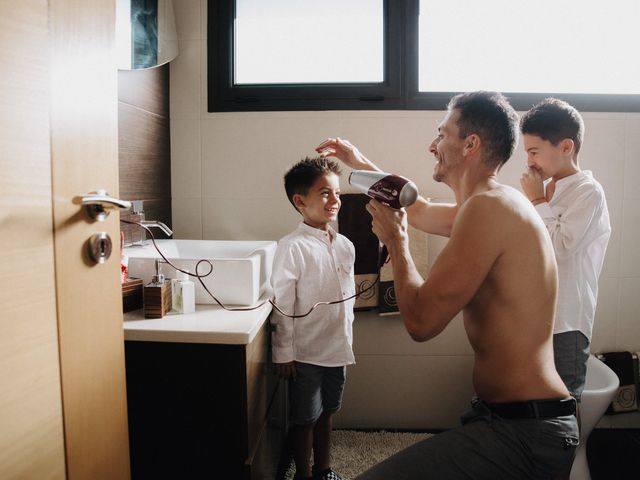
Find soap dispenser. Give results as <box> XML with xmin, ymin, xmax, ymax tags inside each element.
<box><xmin>144</xmin><ymin>260</ymin><xmax>172</xmax><ymax>318</ymax></box>
<box><xmin>171</xmin><ymin>270</ymin><xmax>196</xmax><ymax>314</ymax></box>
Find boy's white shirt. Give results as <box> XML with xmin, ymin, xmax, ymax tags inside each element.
<box><xmin>535</xmin><ymin>170</ymin><xmax>611</xmax><ymax>340</ymax></box>
<box><xmin>271</xmin><ymin>222</ymin><xmax>356</xmax><ymax>367</ymax></box>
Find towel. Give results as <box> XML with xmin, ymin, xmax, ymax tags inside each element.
<box><xmin>601</xmin><ymin>351</ymin><xmax>638</xmax><ymax>414</ymax></box>
<box><xmin>338</xmin><ymin>194</ymin><xmax>380</xmax><ymax>310</ymax></box>
<box><xmin>378</xmin><ymin>224</ymin><xmax>429</xmax><ymax>315</ymax></box>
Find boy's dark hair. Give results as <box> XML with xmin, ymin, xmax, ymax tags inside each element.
<box><xmin>448</xmin><ymin>91</ymin><xmax>519</xmax><ymax>169</ymax></box>
<box><xmin>284</xmin><ymin>157</ymin><xmax>341</xmax><ymax>211</ymax></box>
<box><xmin>520</xmin><ymin>98</ymin><xmax>584</xmax><ymax>155</ymax></box>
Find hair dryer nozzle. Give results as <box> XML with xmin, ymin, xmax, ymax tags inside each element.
<box><xmin>349</xmin><ymin>170</ymin><xmax>419</xmax><ymax>209</ymax></box>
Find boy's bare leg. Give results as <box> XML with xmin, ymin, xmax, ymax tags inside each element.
<box><xmin>313</xmin><ymin>410</ymin><xmax>333</xmax><ymax>472</ymax></box>
<box><xmin>293</xmin><ymin>423</ymin><xmax>315</xmax><ymax>479</ymax></box>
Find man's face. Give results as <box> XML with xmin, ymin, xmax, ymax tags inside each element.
<box><xmin>429</xmin><ymin>109</ymin><xmax>465</xmax><ymax>184</ymax></box>
<box><xmin>295</xmin><ymin>172</ymin><xmax>341</xmax><ymax>230</ymax></box>
<box><xmin>522</xmin><ymin>134</ymin><xmax>566</xmax><ymax>181</ymax></box>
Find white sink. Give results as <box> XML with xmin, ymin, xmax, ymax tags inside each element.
<box><xmin>125</xmin><ymin>239</ymin><xmax>277</xmax><ymax>306</ymax></box>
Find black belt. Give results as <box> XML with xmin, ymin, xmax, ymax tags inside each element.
<box><xmin>478</xmin><ymin>397</ymin><xmax>576</xmax><ymax>419</ymax></box>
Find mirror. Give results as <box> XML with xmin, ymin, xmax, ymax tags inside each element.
<box><xmin>116</xmin><ymin>0</ymin><xmax>179</xmax><ymax>70</ymax></box>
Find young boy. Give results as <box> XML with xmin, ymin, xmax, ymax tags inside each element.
<box><xmin>271</xmin><ymin>157</ymin><xmax>356</xmax><ymax>480</ymax></box>
<box><xmin>520</xmin><ymin>98</ymin><xmax>611</xmax><ymax>404</ymax></box>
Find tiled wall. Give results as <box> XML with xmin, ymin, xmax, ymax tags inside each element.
<box><xmin>118</xmin><ymin>66</ymin><xmax>172</xmax><ymax>244</ymax></box>
<box><xmin>171</xmin><ymin>1</ymin><xmax>640</xmax><ymax>428</ymax></box>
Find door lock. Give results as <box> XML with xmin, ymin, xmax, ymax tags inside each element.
<box><xmin>88</xmin><ymin>232</ymin><xmax>113</xmax><ymax>264</ymax></box>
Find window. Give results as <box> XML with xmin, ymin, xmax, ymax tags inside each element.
<box><xmin>208</xmin><ymin>0</ymin><xmax>640</xmax><ymax>112</ymax></box>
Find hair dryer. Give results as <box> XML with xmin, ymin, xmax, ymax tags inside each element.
<box><xmin>348</xmin><ymin>170</ymin><xmax>419</xmax><ymax>209</ymax></box>
<box><xmin>348</xmin><ymin>170</ymin><xmax>420</xmax><ymax>268</ymax></box>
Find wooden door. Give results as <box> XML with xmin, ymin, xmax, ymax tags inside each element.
<box><xmin>50</xmin><ymin>0</ymin><xmax>131</xmax><ymax>478</ymax></box>
<box><xmin>0</xmin><ymin>1</ymin><xmax>66</xmax><ymax>477</ymax></box>
<box><xmin>1</xmin><ymin>0</ymin><xmax>130</xmax><ymax>478</ymax></box>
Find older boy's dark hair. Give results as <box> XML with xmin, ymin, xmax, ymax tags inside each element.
<box><xmin>520</xmin><ymin>98</ymin><xmax>584</xmax><ymax>155</ymax></box>
<box><xmin>448</xmin><ymin>91</ymin><xmax>519</xmax><ymax>169</ymax></box>
<box><xmin>284</xmin><ymin>156</ymin><xmax>341</xmax><ymax>211</ymax></box>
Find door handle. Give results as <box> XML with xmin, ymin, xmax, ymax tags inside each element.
<box><xmin>81</xmin><ymin>190</ymin><xmax>132</xmax><ymax>221</ymax></box>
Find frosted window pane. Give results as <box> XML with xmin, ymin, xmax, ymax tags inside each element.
<box><xmin>419</xmin><ymin>0</ymin><xmax>640</xmax><ymax>94</ymax></box>
<box><xmin>235</xmin><ymin>0</ymin><xmax>384</xmax><ymax>84</ymax></box>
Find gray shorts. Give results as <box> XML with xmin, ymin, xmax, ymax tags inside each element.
<box><xmin>290</xmin><ymin>362</ymin><xmax>346</xmax><ymax>425</ymax></box>
<box><xmin>355</xmin><ymin>398</ymin><xmax>579</xmax><ymax>480</ymax></box>
<box><xmin>554</xmin><ymin>330</ymin><xmax>590</xmax><ymax>401</ymax></box>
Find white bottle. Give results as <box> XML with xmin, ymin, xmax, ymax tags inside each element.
<box><xmin>172</xmin><ymin>271</ymin><xmax>196</xmax><ymax>314</ymax></box>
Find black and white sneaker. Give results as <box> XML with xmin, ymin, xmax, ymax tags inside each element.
<box><xmin>313</xmin><ymin>467</ymin><xmax>343</xmax><ymax>480</ymax></box>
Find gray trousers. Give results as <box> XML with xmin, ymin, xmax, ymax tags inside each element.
<box><xmin>355</xmin><ymin>399</ymin><xmax>578</xmax><ymax>480</ymax></box>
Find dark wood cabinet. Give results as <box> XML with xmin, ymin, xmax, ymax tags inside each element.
<box><xmin>125</xmin><ymin>319</ymin><xmax>286</xmax><ymax>479</ymax></box>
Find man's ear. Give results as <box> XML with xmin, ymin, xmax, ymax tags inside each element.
<box><xmin>463</xmin><ymin>133</ymin><xmax>481</xmax><ymax>157</ymax></box>
<box><xmin>560</xmin><ymin>138</ymin><xmax>575</xmax><ymax>157</ymax></box>
<box><xmin>293</xmin><ymin>194</ymin><xmax>305</xmax><ymax>209</ymax></box>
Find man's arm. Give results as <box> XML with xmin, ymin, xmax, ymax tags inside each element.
<box><xmin>317</xmin><ymin>137</ymin><xmax>458</xmax><ymax>236</ymax></box>
<box><xmin>369</xmin><ymin>196</ymin><xmax>503</xmax><ymax>341</ymax></box>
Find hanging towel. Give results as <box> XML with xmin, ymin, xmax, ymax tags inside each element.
<box><xmin>378</xmin><ymin>224</ymin><xmax>429</xmax><ymax>315</ymax></box>
<box><xmin>338</xmin><ymin>194</ymin><xmax>380</xmax><ymax>310</ymax></box>
<box><xmin>601</xmin><ymin>351</ymin><xmax>638</xmax><ymax>414</ymax></box>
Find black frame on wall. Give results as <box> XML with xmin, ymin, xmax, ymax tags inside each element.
<box><xmin>207</xmin><ymin>0</ymin><xmax>640</xmax><ymax>113</ymax></box>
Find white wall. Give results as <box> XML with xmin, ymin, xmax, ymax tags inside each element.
<box><xmin>171</xmin><ymin>0</ymin><xmax>640</xmax><ymax>428</ymax></box>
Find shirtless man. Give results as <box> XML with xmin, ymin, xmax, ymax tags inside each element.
<box><xmin>316</xmin><ymin>91</ymin><xmax>578</xmax><ymax>479</ymax></box>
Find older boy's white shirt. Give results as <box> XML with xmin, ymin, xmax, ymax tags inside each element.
<box><xmin>535</xmin><ymin>170</ymin><xmax>611</xmax><ymax>340</ymax></box>
<box><xmin>271</xmin><ymin>222</ymin><xmax>356</xmax><ymax>367</ymax></box>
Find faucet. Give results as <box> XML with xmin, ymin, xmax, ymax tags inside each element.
<box><xmin>139</xmin><ymin>220</ymin><xmax>173</xmax><ymax>237</ymax></box>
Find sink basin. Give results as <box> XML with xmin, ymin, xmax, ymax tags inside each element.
<box><xmin>125</xmin><ymin>239</ymin><xmax>277</xmax><ymax>306</ymax></box>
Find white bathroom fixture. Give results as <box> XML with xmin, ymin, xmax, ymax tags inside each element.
<box><xmin>125</xmin><ymin>239</ymin><xmax>277</xmax><ymax>307</ymax></box>
<box><xmin>570</xmin><ymin>354</ymin><xmax>619</xmax><ymax>480</ymax></box>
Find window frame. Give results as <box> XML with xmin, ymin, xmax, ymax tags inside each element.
<box><xmin>207</xmin><ymin>0</ymin><xmax>640</xmax><ymax>112</ymax></box>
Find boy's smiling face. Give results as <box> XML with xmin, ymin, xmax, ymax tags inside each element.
<box><xmin>523</xmin><ymin>133</ymin><xmax>576</xmax><ymax>181</ymax></box>
<box><xmin>294</xmin><ymin>172</ymin><xmax>341</xmax><ymax>231</ymax></box>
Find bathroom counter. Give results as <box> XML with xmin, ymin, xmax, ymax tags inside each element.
<box><xmin>123</xmin><ymin>298</ymin><xmax>272</xmax><ymax>345</ymax></box>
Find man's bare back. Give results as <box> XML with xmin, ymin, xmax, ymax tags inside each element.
<box><xmin>455</xmin><ymin>184</ymin><xmax>569</xmax><ymax>403</ymax></box>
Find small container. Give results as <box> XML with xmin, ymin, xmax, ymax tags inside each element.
<box><xmin>144</xmin><ymin>273</ymin><xmax>172</xmax><ymax>318</ymax></box>
<box><xmin>171</xmin><ymin>270</ymin><xmax>195</xmax><ymax>314</ymax></box>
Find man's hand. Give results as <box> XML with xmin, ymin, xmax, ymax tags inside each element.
<box><xmin>365</xmin><ymin>199</ymin><xmax>408</xmax><ymax>251</ymax></box>
<box><xmin>274</xmin><ymin>362</ymin><xmax>296</xmax><ymax>379</ymax></box>
<box><xmin>520</xmin><ymin>167</ymin><xmax>545</xmax><ymax>202</ymax></box>
<box><xmin>315</xmin><ymin>137</ymin><xmax>379</xmax><ymax>171</ymax></box>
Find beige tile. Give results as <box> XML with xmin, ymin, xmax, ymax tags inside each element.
<box><xmin>600</xmin><ymin>194</ymin><xmax>621</xmax><ymax>278</ymax></box>
<box><xmin>170</xmin><ymin>39</ymin><xmax>201</xmax><ymax>119</ymax></box>
<box><xmin>353</xmin><ymin>310</ymin><xmax>473</xmax><ymax>356</ymax></box>
<box><xmin>620</xmin><ymin>199</ymin><xmax>640</xmax><ymax>277</ymax></box>
<box><xmin>170</xmin><ymin>117</ymin><xmax>201</xmax><ymax>198</ymax></box>
<box><xmin>616</xmin><ymin>279</ymin><xmax>640</xmax><ymax>352</ymax></box>
<box><xmin>580</xmin><ymin>115</ymin><xmax>626</xmax><ymax>206</ymax></box>
<box><xmin>202</xmin><ymin>196</ymin><xmax>298</xmax><ymax>241</ymax></box>
<box><xmin>334</xmin><ymin>355</ymin><xmax>475</xmax><ymax>430</ymax></box>
<box><xmin>173</xmin><ymin>0</ymin><xmax>201</xmax><ymax>41</ymax></box>
<box><xmin>200</xmin><ymin>0</ymin><xmax>208</xmax><ymax>40</ymax></box>
<box><xmin>590</xmin><ymin>277</ymin><xmax>619</xmax><ymax>354</ymax></box>
<box><xmin>172</xmin><ymin>197</ymin><xmax>202</xmax><ymax>239</ymax></box>
<box><xmin>624</xmin><ymin>114</ymin><xmax>640</xmax><ymax>200</ymax></box>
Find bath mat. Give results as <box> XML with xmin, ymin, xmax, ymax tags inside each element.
<box><xmin>282</xmin><ymin>430</ymin><xmax>434</xmax><ymax>480</ymax></box>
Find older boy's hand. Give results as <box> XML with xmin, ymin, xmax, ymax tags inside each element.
<box><xmin>274</xmin><ymin>362</ymin><xmax>296</xmax><ymax>379</ymax></box>
<box><xmin>520</xmin><ymin>167</ymin><xmax>545</xmax><ymax>202</ymax></box>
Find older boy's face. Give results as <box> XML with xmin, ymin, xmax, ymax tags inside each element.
<box><xmin>523</xmin><ymin>134</ymin><xmax>566</xmax><ymax>181</ymax></box>
<box><xmin>296</xmin><ymin>173</ymin><xmax>341</xmax><ymax>231</ymax></box>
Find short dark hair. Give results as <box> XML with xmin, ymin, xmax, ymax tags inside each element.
<box><xmin>520</xmin><ymin>98</ymin><xmax>584</xmax><ymax>154</ymax></box>
<box><xmin>284</xmin><ymin>157</ymin><xmax>341</xmax><ymax>211</ymax></box>
<box><xmin>448</xmin><ymin>91</ymin><xmax>520</xmax><ymax>168</ymax></box>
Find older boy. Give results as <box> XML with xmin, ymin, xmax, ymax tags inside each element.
<box><xmin>272</xmin><ymin>157</ymin><xmax>356</xmax><ymax>480</ymax></box>
<box><xmin>520</xmin><ymin>98</ymin><xmax>611</xmax><ymax>403</ymax></box>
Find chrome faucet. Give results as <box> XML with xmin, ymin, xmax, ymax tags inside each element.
<box><xmin>139</xmin><ymin>221</ymin><xmax>173</xmax><ymax>237</ymax></box>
